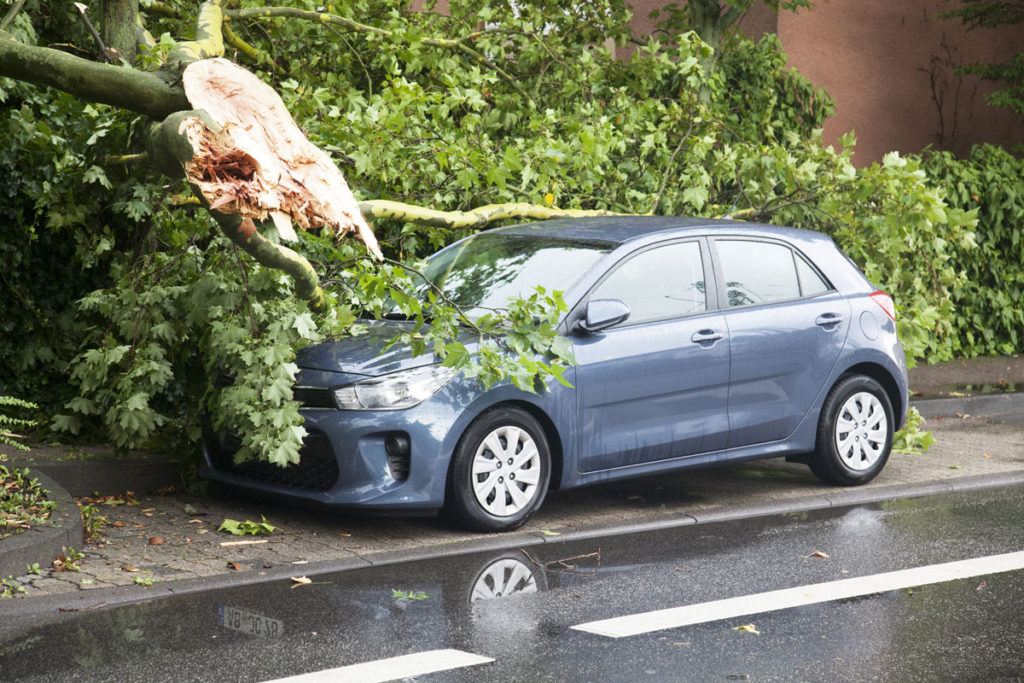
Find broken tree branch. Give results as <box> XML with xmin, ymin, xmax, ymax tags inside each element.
<box><xmin>358</xmin><ymin>200</ymin><xmax>624</xmax><ymax>229</ymax></box>
<box><xmin>147</xmin><ymin>110</ymin><xmax>327</xmax><ymax>310</ymax></box>
<box><xmin>222</xmin><ymin>20</ymin><xmax>285</xmax><ymax>76</ymax></box>
<box><xmin>0</xmin><ymin>33</ymin><xmax>189</xmax><ymax>118</ymax></box>
<box><xmin>167</xmin><ymin>0</ymin><xmax>224</xmax><ymax>68</ymax></box>
<box><xmin>73</xmin><ymin>2</ymin><xmax>119</xmax><ymax>63</ymax></box>
<box><xmin>224</xmin><ymin>6</ymin><xmax>531</xmax><ymax>101</ymax></box>
<box><xmin>140</xmin><ymin>0</ymin><xmax>178</xmax><ymax>18</ymax></box>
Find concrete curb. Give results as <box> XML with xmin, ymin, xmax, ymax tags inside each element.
<box><xmin>4</xmin><ymin>469</ymin><xmax>1024</xmax><ymax>620</ymax></box>
<box><xmin>0</xmin><ymin>470</ymin><xmax>83</xmax><ymax>579</ymax></box>
<box><xmin>5</xmin><ymin>457</ymin><xmax>180</xmax><ymax>497</ymax></box>
<box><xmin>913</xmin><ymin>391</ymin><xmax>1024</xmax><ymax>419</ymax></box>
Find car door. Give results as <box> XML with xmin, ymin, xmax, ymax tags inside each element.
<box><xmin>711</xmin><ymin>237</ymin><xmax>851</xmax><ymax>448</ymax></box>
<box><xmin>572</xmin><ymin>238</ymin><xmax>731</xmax><ymax>473</ymax></box>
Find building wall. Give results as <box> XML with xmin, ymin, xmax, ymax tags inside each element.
<box><xmin>627</xmin><ymin>0</ymin><xmax>1023</xmax><ymax>164</ymax></box>
<box><xmin>779</xmin><ymin>1</ymin><xmax>1022</xmax><ymax>164</ymax></box>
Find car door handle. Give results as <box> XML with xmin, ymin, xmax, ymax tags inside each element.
<box><xmin>815</xmin><ymin>313</ymin><xmax>845</xmax><ymax>327</ymax></box>
<box><xmin>691</xmin><ymin>329</ymin><xmax>725</xmax><ymax>344</ymax></box>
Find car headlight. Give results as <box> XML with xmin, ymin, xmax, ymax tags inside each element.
<box><xmin>332</xmin><ymin>365</ymin><xmax>458</xmax><ymax>410</ymax></box>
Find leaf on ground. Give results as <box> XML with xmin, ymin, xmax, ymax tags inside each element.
<box><xmin>183</xmin><ymin>503</ymin><xmax>200</xmax><ymax>515</ymax></box>
<box><xmin>218</xmin><ymin>516</ymin><xmax>276</xmax><ymax>536</ymax></box>
<box><xmin>227</xmin><ymin>561</ymin><xmax>244</xmax><ymax>571</ymax></box>
<box><xmin>976</xmin><ymin>580</ymin><xmax>988</xmax><ymax>592</ymax></box>
<box><xmin>148</xmin><ymin>536</ymin><xmax>164</xmax><ymax>545</ymax></box>
<box><xmin>807</xmin><ymin>550</ymin><xmax>830</xmax><ymax>559</ymax></box>
<box><xmin>120</xmin><ymin>564</ymin><xmax>139</xmax><ymax>573</ymax></box>
<box><xmin>540</xmin><ymin>529</ymin><xmax>561</xmax><ymax>537</ymax></box>
<box><xmin>392</xmin><ymin>589</ymin><xmax>429</xmax><ymax>602</ymax></box>
<box><xmin>733</xmin><ymin>624</ymin><xmax>761</xmax><ymax>635</ymax></box>
<box><xmin>133</xmin><ymin>575</ymin><xmax>154</xmax><ymax>587</ymax></box>
<box><xmin>290</xmin><ymin>576</ymin><xmax>312</xmax><ymax>588</ymax></box>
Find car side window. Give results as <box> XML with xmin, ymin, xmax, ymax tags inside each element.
<box><xmin>591</xmin><ymin>242</ymin><xmax>706</xmax><ymax>324</ymax></box>
<box><xmin>795</xmin><ymin>254</ymin><xmax>830</xmax><ymax>296</ymax></box>
<box><xmin>716</xmin><ymin>240</ymin><xmax>800</xmax><ymax>307</ymax></box>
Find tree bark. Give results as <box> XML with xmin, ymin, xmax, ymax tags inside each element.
<box><xmin>101</xmin><ymin>0</ymin><xmax>139</xmax><ymax>63</ymax></box>
<box><xmin>167</xmin><ymin>0</ymin><xmax>224</xmax><ymax>68</ymax></box>
<box><xmin>358</xmin><ymin>200</ymin><xmax>623</xmax><ymax>229</ymax></box>
<box><xmin>0</xmin><ymin>32</ymin><xmax>188</xmax><ymax>118</ymax></box>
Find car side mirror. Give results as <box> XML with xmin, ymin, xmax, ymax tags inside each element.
<box><xmin>578</xmin><ymin>299</ymin><xmax>630</xmax><ymax>333</ymax></box>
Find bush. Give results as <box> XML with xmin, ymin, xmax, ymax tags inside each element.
<box><xmin>0</xmin><ymin>1</ymin><xmax>990</xmax><ymax>460</ymax></box>
<box><xmin>924</xmin><ymin>144</ymin><xmax>1024</xmax><ymax>357</ymax></box>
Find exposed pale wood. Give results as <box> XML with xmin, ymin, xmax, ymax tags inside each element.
<box><xmin>180</xmin><ymin>57</ymin><xmax>380</xmax><ymax>256</ymax></box>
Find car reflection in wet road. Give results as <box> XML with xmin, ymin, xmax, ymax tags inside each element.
<box><xmin>2</xmin><ymin>485</ymin><xmax>1024</xmax><ymax>682</ymax></box>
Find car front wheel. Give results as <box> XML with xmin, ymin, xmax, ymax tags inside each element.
<box><xmin>443</xmin><ymin>407</ymin><xmax>551</xmax><ymax>532</ymax></box>
<box><xmin>809</xmin><ymin>374</ymin><xmax>894</xmax><ymax>486</ymax></box>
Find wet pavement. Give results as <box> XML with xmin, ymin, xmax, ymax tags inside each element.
<box><xmin>3</xmin><ymin>408</ymin><xmax>1023</xmax><ymax>602</ymax></box>
<box><xmin>2</xmin><ymin>484</ymin><xmax>1023</xmax><ymax>681</ymax></box>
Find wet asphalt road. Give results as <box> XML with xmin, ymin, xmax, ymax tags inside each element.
<box><xmin>2</xmin><ymin>485</ymin><xmax>1023</xmax><ymax>682</ymax></box>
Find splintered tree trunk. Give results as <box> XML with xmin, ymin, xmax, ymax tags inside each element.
<box><xmin>177</xmin><ymin>58</ymin><xmax>380</xmax><ymax>255</ymax></box>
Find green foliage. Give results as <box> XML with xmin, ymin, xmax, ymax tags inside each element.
<box><xmin>945</xmin><ymin>0</ymin><xmax>1024</xmax><ymax>121</ymax></box>
<box><xmin>391</xmin><ymin>589</ymin><xmax>430</xmax><ymax>602</ymax></box>
<box><xmin>0</xmin><ymin>396</ymin><xmax>38</xmax><ymax>452</ymax></box>
<box><xmin>218</xmin><ymin>515</ymin><xmax>277</xmax><ymax>536</ymax></box>
<box><xmin>893</xmin><ymin>407</ymin><xmax>935</xmax><ymax>454</ymax></box>
<box><xmin>133</xmin><ymin>574</ymin><xmax>155</xmax><ymax>587</ymax></box>
<box><xmin>0</xmin><ymin>0</ymin><xmax>1005</xmax><ymax>466</ymax></box>
<box><xmin>923</xmin><ymin>145</ymin><xmax>1024</xmax><ymax>356</ymax></box>
<box><xmin>0</xmin><ymin>465</ymin><xmax>55</xmax><ymax>539</ymax></box>
<box><xmin>0</xmin><ymin>576</ymin><xmax>26</xmax><ymax>599</ymax></box>
<box><xmin>26</xmin><ymin>562</ymin><xmax>43</xmax><ymax>576</ymax></box>
<box><xmin>78</xmin><ymin>502</ymin><xmax>109</xmax><ymax>542</ymax></box>
<box><xmin>54</xmin><ymin>546</ymin><xmax>85</xmax><ymax>572</ymax></box>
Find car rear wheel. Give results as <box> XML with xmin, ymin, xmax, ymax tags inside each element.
<box><xmin>809</xmin><ymin>375</ymin><xmax>894</xmax><ymax>486</ymax></box>
<box><xmin>443</xmin><ymin>407</ymin><xmax>551</xmax><ymax>532</ymax></box>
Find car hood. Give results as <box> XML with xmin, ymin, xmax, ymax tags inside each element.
<box><xmin>295</xmin><ymin>319</ymin><xmax>439</xmax><ymax>377</ymax></box>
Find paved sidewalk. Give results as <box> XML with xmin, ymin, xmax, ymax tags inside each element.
<box><xmin>6</xmin><ymin>409</ymin><xmax>1023</xmax><ymax>601</ymax></box>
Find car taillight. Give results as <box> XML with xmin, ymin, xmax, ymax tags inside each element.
<box><xmin>870</xmin><ymin>290</ymin><xmax>896</xmax><ymax>321</ymax></box>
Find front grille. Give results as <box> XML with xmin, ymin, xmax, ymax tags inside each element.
<box><xmin>207</xmin><ymin>430</ymin><xmax>340</xmax><ymax>492</ymax></box>
<box><xmin>293</xmin><ymin>386</ymin><xmax>336</xmax><ymax>409</ymax></box>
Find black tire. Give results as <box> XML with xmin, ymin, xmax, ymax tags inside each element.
<box><xmin>808</xmin><ymin>374</ymin><xmax>894</xmax><ymax>486</ymax></box>
<box><xmin>443</xmin><ymin>406</ymin><xmax>551</xmax><ymax>532</ymax></box>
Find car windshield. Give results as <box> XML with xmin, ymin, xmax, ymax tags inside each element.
<box><xmin>413</xmin><ymin>232</ymin><xmax>613</xmax><ymax>320</ymax></box>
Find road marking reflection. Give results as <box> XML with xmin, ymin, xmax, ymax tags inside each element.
<box><xmin>572</xmin><ymin>550</ymin><xmax>1024</xmax><ymax>638</ymax></box>
<box><xmin>260</xmin><ymin>648</ymin><xmax>493</xmax><ymax>683</ymax></box>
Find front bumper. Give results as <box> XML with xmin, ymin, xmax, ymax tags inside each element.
<box><xmin>201</xmin><ymin>395</ymin><xmax>464</xmax><ymax>512</ymax></box>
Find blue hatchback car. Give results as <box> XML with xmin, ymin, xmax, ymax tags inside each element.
<box><xmin>202</xmin><ymin>217</ymin><xmax>909</xmax><ymax>531</ymax></box>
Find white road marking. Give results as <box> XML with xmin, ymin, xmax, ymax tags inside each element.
<box><xmin>262</xmin><ymin>648</ymin><xmax>494</xmax><ymax>683</ymax></box>
<box><xmin>573</xmin><ymin>550</ymin><xmax>1024</xmax><ymax>638</ymax></box>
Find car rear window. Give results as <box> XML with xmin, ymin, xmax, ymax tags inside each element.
<box><xmin>716</xmin><ymin>240</ymin><xmax>801</xmax><ymax>307</ymax></box>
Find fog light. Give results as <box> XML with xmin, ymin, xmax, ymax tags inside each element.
<box><xmin>384</xmin><ymin>434</ymin><xmax>410</xmax><ymax>481</ymax></box>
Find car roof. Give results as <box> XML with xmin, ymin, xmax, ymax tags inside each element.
<box><xmin>494</xmin><ymin>216</ymin><xmax>828</xmax><ymax>246</ymax></box>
